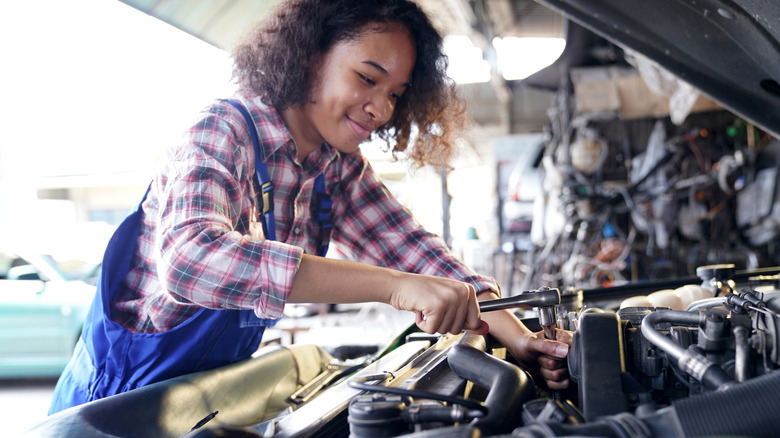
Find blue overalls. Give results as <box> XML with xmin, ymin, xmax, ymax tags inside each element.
<box><xmin>48</xmin><ymin>100</ymin><xmax>332</xmax><ymax>414</ymax></box>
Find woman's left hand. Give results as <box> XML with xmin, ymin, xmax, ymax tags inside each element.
<box><xmin>476</xmin><ymin>290</ymin><xmax>572</xmax><ymax>390</ymax></box>
<box><xmin>509</xmin><ymin>329</ymin><xmax>572</xmax><ymax>390</ymax></box>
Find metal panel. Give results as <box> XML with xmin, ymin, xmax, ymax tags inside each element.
<box><xmin>118</xmin><ymin>0</ymin><xmax>282</xmax><ymax>49</ymax></box>
<box><xmin>535</xmin><ymin>0</ymin><xmax>780</xmax><ymax>139</ymax></box>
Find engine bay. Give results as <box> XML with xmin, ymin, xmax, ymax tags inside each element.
<box><xmin>251</xmin><ymin>266</ymin><xmax>780</xmax><ymax>438</ymax></box>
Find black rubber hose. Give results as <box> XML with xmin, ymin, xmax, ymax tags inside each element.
<box><xmin>509</xmin><ymin>412</ymin><xmax>652</xmax><ymax>438</ymax></box>
<box><xmin>446</xmin><ymin>342</ymin><xmax>537</xmax><ymax>435</ymax></box>
<box><xmin>643</xmin><ymin>369</ymin><xmax>780</xmax><ymax>438</ymax></box>
<box><xmin>510</xmin><ymin>371</ymin><xmax>780</xmax><ymax>437</ymax></box>
<box><xmin>732</xmin><ymin>325</ymin><xmax>749</xmax><ymax>382</ymax></box>
<box><xmin>640</xmin><ymin>310</ymin><xmax>702</xmax><ymax>364</ymax></box>
<box><xmin>640</xmin><ymin>310</ymin><xmax>733</xmax><ymax>390</ymax></box>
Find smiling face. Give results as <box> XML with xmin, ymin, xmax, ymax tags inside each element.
<box><xmin>281</xmin><ymin>24</ymin><xmax>416</xmax><ymax>161</ymax></box>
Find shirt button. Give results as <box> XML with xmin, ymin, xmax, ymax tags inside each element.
<box><xmin>294</xmin><ymin>227</ymin><xmax>301</xmax><ymax>235</ymax></box>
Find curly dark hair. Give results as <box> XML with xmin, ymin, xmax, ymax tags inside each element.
<box><xmin>232</xmin><ymin>0</ymin><xmax>468</xmax><ymax>168</ymax></box>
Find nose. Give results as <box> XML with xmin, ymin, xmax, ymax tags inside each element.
<box><xmin>364</xmin><ymin>92</ymin><xmax>395</xmax><ymax>125</ymax></box>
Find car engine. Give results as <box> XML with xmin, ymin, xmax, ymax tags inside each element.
<box><xmin>247</xmin><ymin>265</ymin><xmax>780</xmax><ymax>438</ymax></box>
<box><xmin>29</xmin><ymin>266</ymin><xmax>780</xmax><ymax>438</ymax></box>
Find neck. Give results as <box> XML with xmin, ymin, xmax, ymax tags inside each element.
<box><xmin>280</xmin><ymin>106</ymin><xmax>319</xmax><ymax>162</ymax></box>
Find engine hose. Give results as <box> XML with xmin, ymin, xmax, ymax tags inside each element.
<box><xmin>401</xmin><ymin>406</ymin><xmax>483</xmax><ymax>425</ymax></box>
<box><xmin>508</xmin><ymin>412</ymin><xmax>652</xmax><ymax>438</ymax></box>
<box><xmin>643</xmin><ymin>369</ymin><xmax>780</xmax><ymax>438</ymax></box>
<box><xmin>640</xmin><ymin>310</ymin><xmax>733</xmax><ymax>390</ymax></box>
<box><xmin>347</xmin><ymin>382</ymin><xmax>488</xmax><ymax>415</ymax></box>
<box><xmin>510</xmin><ymin>371</ymin><xmax>780</xmax><ymax>437</ymax></box>
<box><xmin>446</xmin><ymin>342</ymin><xmax>537</xmax><ymax>435</ymax></box>
<box><xmin>733</xmin><ymin>325</ymin><xmax>750</xmax><ymax>382</ymax></box>
<box><xmin>685</xmin><ymin>297</ymin><xmax>726</xmax><ymax>312</ymax></box>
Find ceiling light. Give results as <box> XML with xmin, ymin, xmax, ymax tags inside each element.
<box><xmin>493</xmin><ymin>37</ymin><xmax>566</xmax><ymax>81</ymax></box>
<box><xmin>443</xmin><ymin>35</ymin><xmax>492</xmax><ymax>84</ymax></box>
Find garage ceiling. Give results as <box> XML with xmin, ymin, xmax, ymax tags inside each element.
<box><xmin>117</xmin><ymin>0</ymin><xmax>566</xmax><ymax>135</ymax></box>
<box><xmin>116</xmin><ymin>0</ymin><xmax>279</xmax><ymax>50</ymax></box>
<box><xmin>114</xmin><ymin>0</ymin><xmax>780</xmax><ymax>139</ymax></box>
<box><xmin>117</xmin><ymin>0</ymin><xmax>562</xmax><ymax>51</ymax></box>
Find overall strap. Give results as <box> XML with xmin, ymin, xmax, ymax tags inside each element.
<box><xmin>222</xmin><ymin>99</ymin><xmax>276</xmax><ymax>241</ymax></box>
<box><xmin>313</xmin><ymin>174</ymin><xmax>332</xmax><ymax>257</ymax></box>
<box><xmin>222</xmin><ymin>99</ymin><xmax>332</xmax><ymax>256</ymax></box>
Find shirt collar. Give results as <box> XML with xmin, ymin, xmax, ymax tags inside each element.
<box><xmin>235</xmin><ymin>91</ymin><xmax>340</xmax><ymax>173</ymax></box>
<box><xmin>234</xmin><ymin>92</ymin><xmax>293</xmax><ymax>160</ymax></box>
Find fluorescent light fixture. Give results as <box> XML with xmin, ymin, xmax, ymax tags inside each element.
<box><xmin>443</xmin><ymin>35</ymin><xmax>492</xmax><ymax>84</ymax></box>
<box><xmin>493</xmin><ymin>37</ymin><xmax>566</xmax><ymax>81</ymax></box>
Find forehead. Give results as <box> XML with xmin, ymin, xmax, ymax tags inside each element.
<box><xmin>327</xmin><ymin>25</ymin><xmax>416</xmax><ymax>78</ymax></box>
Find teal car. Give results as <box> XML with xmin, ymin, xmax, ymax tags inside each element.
<box><xmin>0</xmin><ymin>252</ymin><xmax>98</xmax><ymax>379</ymax></box>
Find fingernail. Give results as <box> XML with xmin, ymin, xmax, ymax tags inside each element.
<box><xmin>555</xmin><ymin>344</ymin><xmax>569</xmax><ymax>358</ymax></box>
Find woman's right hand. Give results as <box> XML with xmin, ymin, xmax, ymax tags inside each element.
<box><xmin>389</xmin><ymin>273</ymin><xmax>486</xmax><ymax>335</ymax></box>
<box><xmin>289</xmin><ymin>255</ymin><xmax>486</xmax><ymax>335</ymax></box>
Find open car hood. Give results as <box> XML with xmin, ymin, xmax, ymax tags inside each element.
<box><xmin>533</xmin><ymin>0</ymin><xmax>780</xmax><ymax>138</ymax></box>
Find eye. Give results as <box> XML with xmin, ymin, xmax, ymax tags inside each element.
<box><xmin>389</xmin><ymin>92</ymin><xmax>400</xmax><ymax>101</ymax></box>
<box><xmin>359</xmin><ymin>73</ymin><xmax>375</xmax><ymax>86</ymax></box>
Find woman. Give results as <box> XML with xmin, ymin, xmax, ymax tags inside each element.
<box><xmin>49</xmin><ymin>0</ymin><xmax>569</xmax><ymax>414</ymax></box>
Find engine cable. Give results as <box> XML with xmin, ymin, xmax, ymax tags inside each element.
<box><xmin>348</xmin><ymin>376</ymin><xmax>488</xmax><ymax>416</ymax></box>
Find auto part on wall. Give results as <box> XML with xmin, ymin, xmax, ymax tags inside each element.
<box><xmin>520</xmin><ymin>92</ymin><xmax>777</xmax><ymax>291</ymax></box>
<box><xmin>500</xmin><ymin>0</ymin><xmax>780</xmax><ymax>293</ymax></box>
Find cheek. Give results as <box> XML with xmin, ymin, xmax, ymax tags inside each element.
<box><xmin>317</xmin><ymin>86</ymin><xmax>345</xmax><ymax>112</ymax></box>
<box><xmin>332</xmin><ymin>84</ymin><xmax>363</xmax><ymax>109</ymax></box>
<box><xmin>311</xmin><ymin>78</ymin><xmax>364</xmax><ymax>123</ymax></box>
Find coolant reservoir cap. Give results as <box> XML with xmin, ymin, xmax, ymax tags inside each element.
<box><xmin>696</xmin><ymin>264</ymin><xmax>735</xmax><ymax>281</ymax></box>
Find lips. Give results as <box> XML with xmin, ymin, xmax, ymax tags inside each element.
<box><xmin>346</xmin><ymin>116</ymin><xmax>373</xmax><ymax>140</ymax></box>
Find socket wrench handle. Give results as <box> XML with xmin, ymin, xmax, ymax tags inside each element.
<box><xmin>479</xmin><ymin>287</ymin><xmax>561</xmax><ymax>313</ymax></box>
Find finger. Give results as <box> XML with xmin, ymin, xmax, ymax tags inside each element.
<box><xmin>545</xmin><ymin>377</ymin><xmax>570</xmax><ymax>390</ymax></box>
<box><xmin>445</xmin><ymin>281</ymin><xmax>475</xmax><ymax>334</ymax></box>
<box><xmin>555</xmin><ymin>329</ymin><xmax>573</xmax><ymax>346</ymax></box>
<box><xmin>447</xmin><ymin>285</ymin><xmax>469</xmax><ymax>334</ymax></box>
<box><xmin>539</xmin><ymin>364</ymin><xmax>569</xmax><ymax>383</ymax></box>
<box><xmin>467</xmin><ymin>320</ymin><xmax>490</xmax><ymax>336</ymax></box>
<box><xmin>415</xmin><ymin>310</ymin><xmax>436</xmax><ymax>334</ymax></box>
<box><xmin>530</xmin><ymin>336</ymin><xmax>570</xmax><ymax>359</ymax></box>
<box><xmin>440</xmin><ymin>294</ymin><xmax>462</xmax><ymax>334</ymax></box>
<box><xmin>463</xmin><ymin>283</ymin><xmax>483</xmax><ymax>331</ymax></box>
<box><xmin>537</xmin><ymin>355</ymin><xmax>566</xmax><ymax>371</ymax></box>
<box><xmin>428</xmin><ymin>303</ymin><xmax>456</xmax><ymax>335</ymax></box>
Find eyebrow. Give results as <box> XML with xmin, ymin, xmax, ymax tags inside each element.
<box><xmin>362</xmin><ymin>60</ymin><xmax>412</xmax><ymax>88</ymax></box>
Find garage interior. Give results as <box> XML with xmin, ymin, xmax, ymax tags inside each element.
<box><xmin>8</xmin><ymin>1</ymin><xmax>780</xmax><ymax>437</ymax></box>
